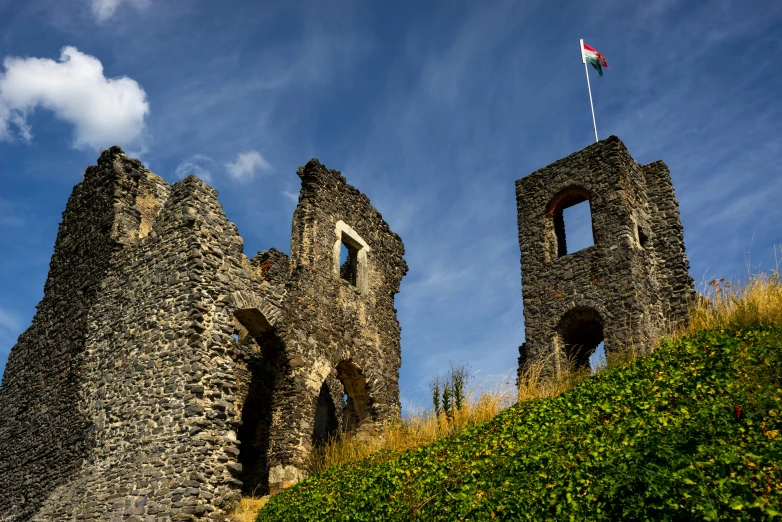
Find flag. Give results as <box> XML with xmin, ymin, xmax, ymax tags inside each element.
<box><xmin>582</xmin><ymin>43</ymin><xmax>608</xmax><ymax>76</ymax></box>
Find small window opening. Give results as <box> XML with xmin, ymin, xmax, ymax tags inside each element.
<box><xmin>339</xmin><ymin>236</ymin><xmax>359</xmax><ymax>286</ymax></box>
<box><xmin>637</xmin><ymin>226</ymin><xmax>649</xmax><ymax>249</ymax></box>
<box><xmin>333</xmin><ymin>221</ymin><xmax>370</xmax><ymax>293</ymax></box>
<box><xmin>556</xmin><ymin>200</ymin><xmax>594</xmax><ymax>257</ymax></box>
<box><xmin>558</xmin><ymin>307</ymin><xmax>604</xmax><ymax>372</ymax></box>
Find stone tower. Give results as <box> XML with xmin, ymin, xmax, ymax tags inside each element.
<box><xmin>515</xmin><ymin>136</ymin><xmax>692</xmax><ymax>377</ymax></box>
<box><xmin>0</xmin><ymin>149</ymin><xmax>407</xmax><ymax>521</ymax></box>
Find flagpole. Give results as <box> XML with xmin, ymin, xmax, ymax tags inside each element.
<box><xmin>580</xmin><ymin>39</ymin><xmax>598</xmax><ymax>143</ymax></box>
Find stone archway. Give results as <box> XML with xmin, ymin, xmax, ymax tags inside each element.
<box><xmin>556</xmin><ymin>307</ymin><xmax>604</xmax><ymax>370</ymax></box>
<box><xmin>312</xmin><ymin>380</ymin><xmax>339</xmax><ymax>446</ymax></box>
<box><xmin>234</xmin><ymin>328</ymin><xmax>286</xmax><ymax>497</ymax></box>
<box><xmin>236</xmin><ymin>356</ymin><xmax>276</xmax><ymax>496</ymax></box>
<box><xmin>335</xmin><ymin>360</ymin><xmax>371</xmax><ymax>432</ymax></box>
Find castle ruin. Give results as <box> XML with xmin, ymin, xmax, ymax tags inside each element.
<box><xmin>0</xmin><ymin>135</ymin><xmax>695</xmax><ymax>521</ymax></box>
<box><xmin>516</xmin><ymin>136</ymin><xmax>693</xmax><ymax>376</ymax></box>
<box><xmin>0</xmin><ymin>147</ymin><xmax>407</xmax><ymax>521</ymax></box>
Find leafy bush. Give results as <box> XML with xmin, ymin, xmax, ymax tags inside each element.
<box><xmin>258</xmin><ymin>326</ymin><xmax>782</xmax><ymax>521</ymax></box>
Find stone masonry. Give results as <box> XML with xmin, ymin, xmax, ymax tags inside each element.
<box><xmin>0</xmin><ymin>148</ymin><xmax>407</xmax><ymax>521</ymax></box>
<box><xmin>516</xmin><ymin>136</ymin><xmax>692</xmax><ymax>377</ymax></box>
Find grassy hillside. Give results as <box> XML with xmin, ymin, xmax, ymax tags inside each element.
<box><xmin>256</xmin><ymin>326</ymin><xmax>781</xmax><ymax>520</ymax></box>
<box><xmin>250</xmin><ymin>273</ymin><xmax>782</xmax><ymax>521</ymax></box>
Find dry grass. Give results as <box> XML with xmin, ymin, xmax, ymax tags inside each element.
<box><xmin>227</xmin><ymin>496</ymin><xmax>269</xmax><ymax>522</ymax></box>
<box><xmin>679</xmin><ymin>269</ymin><xmax>782</xmax><ymax>337</ymax></box>
<box><xmin>304</xmin><ymin>356</ymin><xmax>592</xmax><ymax>475</ymax></box>
<box><xmin>304</xmin><ymin>374</ymin><xmax>518</xmax><ymax>475</ymax></box>
<box><xmin>517</xmin><ymin>352</ymin><xmax>592</xmax><ymax>402</ymax></box>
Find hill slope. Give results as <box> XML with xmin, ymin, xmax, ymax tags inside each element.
<box><xmin>257</xmin><ymin>327</ymin><xmax>782</xmax><ymax>521</ymax></box>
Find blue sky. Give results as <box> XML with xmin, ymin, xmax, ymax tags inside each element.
<box><xmin>1</xmin><ymin>0</ymin><xmax>781</xmax><ymax>412</ymax></box>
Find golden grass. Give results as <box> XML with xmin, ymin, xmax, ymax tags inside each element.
<box><xmin>517</xmin><ymin>352</ymin><xmax>592</xmax><ymax>402</ymax></box>
<box><xmin>304</xmin><ymin>356</ymin><xmax>593</xmax><ymax>475</ymax></box>
<box><xmin>227</xmin><ymin>496</ymin><xmax>269</xmax><ymax>522</ymax></box>
<box><xmin>680</xmin><ymin>269</ymin><xmax>782</xmax><ymax>337</ymax></box>
<box><xmin>303</xmin><ymin>374</ymin><xmax>518</xmax><ymax>475</ymax></box>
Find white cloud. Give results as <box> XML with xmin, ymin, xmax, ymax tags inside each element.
<box><xmin>225</xmin><ymin>150</ymin><xmax>271</xmax><ymax>181</ymax></box>
<box><xmin>90</xmin><ymin>0</ymin><xmax>149</xmax><ymax>23</ymax></box>
<box><xmin>175</xmin><ymin>154</ymin><xmax>215</xmax><ymax>183</ymax></box>
<box><xmin>0</xmin><ymin>46</ymin><xmax>149</xmax><ymax>150</ymax></box>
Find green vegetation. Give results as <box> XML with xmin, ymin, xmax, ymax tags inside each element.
<box><xmin>430</xmin><ymin>362</ymin><xmax>471</xmax><ymax>421</ymax></box>
<box><xmin>258</xmin><ymin>326</ymin><xmax>782</xmax><ymax>520</ymax></box>
<box><xmin>245</xmin><ymin>271</ymin><xmax>782</xmax><ymax>520</ymax></box>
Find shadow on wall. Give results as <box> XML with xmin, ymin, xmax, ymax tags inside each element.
<box><xmin>237</xmin><ymin>354</ymin><xmax>277</xmax><ymax>497</ymax></box>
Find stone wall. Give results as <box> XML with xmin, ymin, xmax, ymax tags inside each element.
<box><xmin>515</xmin><ymin>136</ymin><xmax>692</xmax><ymax>378</ymax></box>
<box><xmin>0</xmin><ymin>150</ymin><xmax>407</xmax><ymax>521</ymax></box>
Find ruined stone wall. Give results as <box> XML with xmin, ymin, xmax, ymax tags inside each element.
<box><xmin>643</xmin><ymin>161</ymin><xmax>693</xmax><ymax>323</ymax></box>
<box><xmin>516</xmin><ymin>136</ymin><xmax>692</xmax><ymax>378</ymax></box>
<box><xmin>257</xmin><ymin>159</ymin><xmax>408</xmax><ymax>491</ymax></box>
<box><xmin>0</xmin><ymin>150</ymin><xmax>406</xmax><ymax>521</ymax></box>
<box><xmin>29</xmin><ymin>172</ymin><xmax>274</xmax><ymax>520</ymax></box>
<box><xmin>0</xmin><ymin>148</ymin><xmax>169</xmax><ymax>521</ymax></box>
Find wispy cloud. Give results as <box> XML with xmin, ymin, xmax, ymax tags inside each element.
<box><xmin>175</xmin><ymin>154</ymin><xmax>215</xmax><ymax>183</ymax></box>
<box><xmin>225</xmin><ymin>150</ymin><xmax>271</xmax><ymax>181</ymax></box>
<box><xmin>1</xmin><ymin>0</ymin><xmax>781</xmax><ymax>410</ymax></box>
<box><xmin>0</xmin><ymin>196</ymin><xmax>24</xmax><ymax>228</ymax></box>
<box><xmin>0</xmin><ymin>46</ymin><xmax>149</xmax><ymax>150</ymax></box>
<box><xmin>89</xmin><ymin>0</ymin><xmax>149</xmax><ymax>23</ymax></box>
<box><xmin>0</xmin><ymin>307</ymin><xmax>20</xmax><ymax>331</ymax></box>
<box><xmin>331</xmin><ymin>3</ymin><xmax>544</xmax><ymax>406</ymax></box>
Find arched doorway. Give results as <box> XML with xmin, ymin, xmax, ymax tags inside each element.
<box><xmin>312</xmin><ymin>380</ymin><xmax>339</xmax><ymax>446</ymax></box>
<box><xmin>556</xmin><ymin>307</ymin><xmax>604</xmax><ymax>370</ymax></box>
<box><xmin>335</xmin><ymin>360</ymin><xmax>371</xmax><ymax>432</ymax></box>
<box><xmin>234</xmin><ymin>329</ymin><xmax>286</xmax><ymax>497</ymax></box>
<box><xmin>236</xmin><ymin>356</ymin><xmax>275</xmax><ymax>496</ymax></box>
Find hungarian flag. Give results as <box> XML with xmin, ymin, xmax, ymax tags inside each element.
<box><xmin>582</xmin><ymin>43</ymin><xmax>608</xmax><ymax>76</ymax></box>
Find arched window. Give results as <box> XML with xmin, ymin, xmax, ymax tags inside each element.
<box><xmin>545</xmin><ymin>187</ymin><xmax>595</xmax><ymax>258</ymax></box>
<box><xmin>556</xmin><ymin>307</ymin><xmax>604</xmax><ymax>370</ymax></box>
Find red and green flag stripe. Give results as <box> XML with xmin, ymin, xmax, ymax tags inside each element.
<box><xmin>583</xmin><ymin>43</ymin><xmax>608</xmax><ymax>76</ymax></box>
